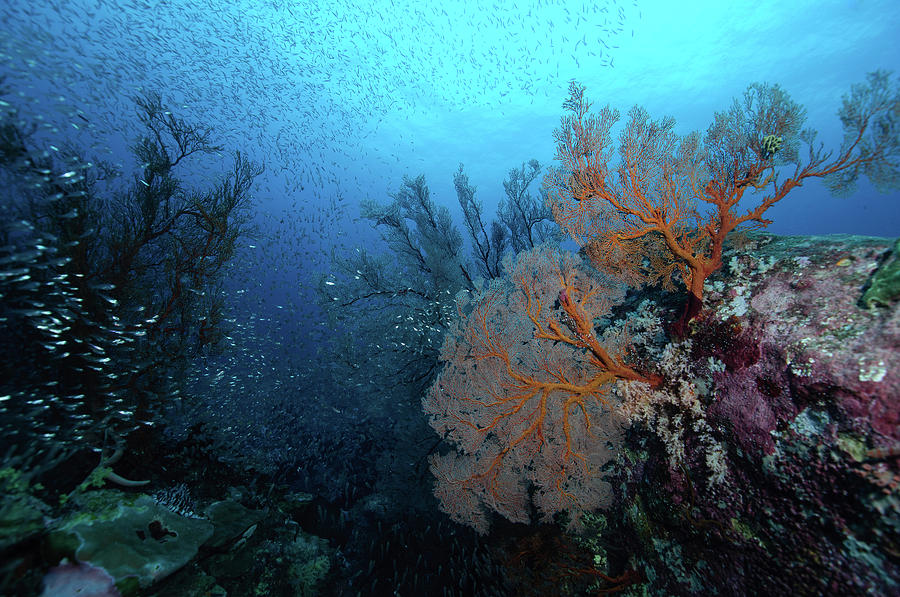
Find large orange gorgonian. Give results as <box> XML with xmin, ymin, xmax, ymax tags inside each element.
<box><xmin>543</xmin><ymin>73</ymin><xmax>900</xmax><ymax>334</ymax></box>
<box><xmin>423</xmin><ymin>246</ymin><xmax>660</xmax><ymax>534</ymax></box>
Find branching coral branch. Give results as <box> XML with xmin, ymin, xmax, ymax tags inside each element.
<box><xmin>544</xmin><ymin>73</ymin><xmax>900</xmax><ymax>334</ymax></box>
<box><xmin>424</xmin><ymin>246</ymin><xmax>659</xmax><ymax>533</ymax></box>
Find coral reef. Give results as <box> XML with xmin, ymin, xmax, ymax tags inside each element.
<box><xmin>606</xmin><ymin>233</ymin><xmax>899</xmax><ymax>595</ymax></box>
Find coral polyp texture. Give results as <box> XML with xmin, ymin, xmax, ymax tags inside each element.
<box><xmin>423</xmin><ymin>246</ymin><xmax>659</xmax><ymax>534</ymax></box>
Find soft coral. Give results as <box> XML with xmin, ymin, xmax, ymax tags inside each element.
<box><xmin>543</xmin><ymin>73</ymin><xmax>900</xmax><ymax>335</ymax></box>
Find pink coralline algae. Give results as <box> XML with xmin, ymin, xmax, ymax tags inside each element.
<box><xmin>610</xmin><ymin>232</ymin><xmax>899</xmax><ymax>596</ymax></box>
<box><xmin>40</xmin><ymin>561</ymin><xmax>120</xmax><ymax>597</ymax></box>
<box><xmin>703</xmin><ymin>233</ymin><xmax>899</xmax><ymax>450</ymax></box>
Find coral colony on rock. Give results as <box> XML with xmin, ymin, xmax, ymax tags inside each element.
<box><xmin>1</xmin><ymin>1</ymin><xmax>899</xmax><ymax>596</ymax></box>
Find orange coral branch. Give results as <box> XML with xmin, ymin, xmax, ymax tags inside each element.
<box><xmin>428</xmin><ymin>251</ymin><xmax>661</xmax><ymax>529</ymax></box>
<box><xmin>545</xmin><ymin>77</ymin><xmax>900</xmax><ymax>334</ymax></box>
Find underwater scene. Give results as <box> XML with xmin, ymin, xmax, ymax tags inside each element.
<box><xmin>1</xmin><ymin>0</ymin><xmax>899</xmax><ymax>595</ymax></box>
